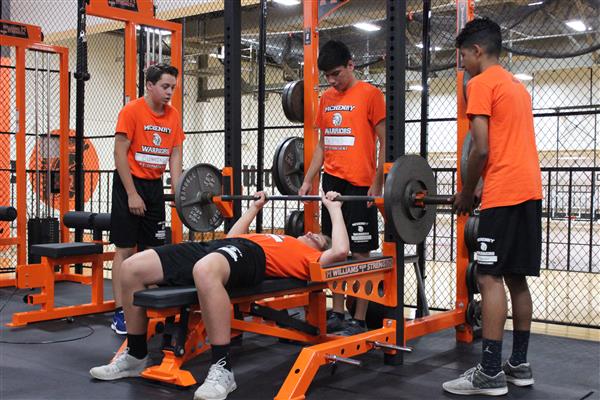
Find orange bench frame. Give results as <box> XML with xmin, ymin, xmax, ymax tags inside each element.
<box><xmin>8</xmin><ymin>247</ymin><xmax>115</xmax><ymax>327</ymax></box>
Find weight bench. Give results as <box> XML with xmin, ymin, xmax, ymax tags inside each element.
<box><xmin>130</xmin><ymin>278</ymin><xmax>328</xmax><ymax>386</ymax></box>
<box><xmin>9</xmin><ymin>212</ymin><xmax>115</xmax><ymax>326</ymax></box>
<box><xmin>126</xmin><ymin>253</ymin><xmax>410</xmax><ymax>395</ymax></box>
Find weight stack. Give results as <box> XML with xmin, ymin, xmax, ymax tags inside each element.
<box><xmin>27</xmin><ymin>217</ymin><xmax>60</xmax><ymax>263</ymax></box>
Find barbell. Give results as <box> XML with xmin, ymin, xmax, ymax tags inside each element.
<box><xmin>174</xmin><ymin>155</ymin><xmax>455</xmax><ymax>244</ymax></box>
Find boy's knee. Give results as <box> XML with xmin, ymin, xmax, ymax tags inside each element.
<box><xmin>193</xmin><ymin>257</ymin><xmax>228</xmax><ymax>288</ymax></box>
<box><xmin>121</xmin><ymin>258</ymin><xmax>145</xmax><ymax>286</ymax></box>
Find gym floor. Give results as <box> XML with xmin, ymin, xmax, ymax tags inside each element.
<box><xmin>1</xmin><ymin>281</ymin><xmax>598</xmax><ymax>400</ymax></box>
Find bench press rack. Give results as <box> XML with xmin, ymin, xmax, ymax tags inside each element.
<box><xmin>113</xmin><ymin>1</ymin><xmax>476</xmax><ymax>396</ymax></box>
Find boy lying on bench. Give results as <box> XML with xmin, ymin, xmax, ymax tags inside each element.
<box><xmin>90</xmin><ymin>191</ymin><xmax>349</xmax><ymax>400</ymax></box>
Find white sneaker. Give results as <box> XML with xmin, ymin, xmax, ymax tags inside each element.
<box><xmin>194</xmin><ymin>359</ymin><xmax>237</xmax><ymax>400</ymax></box>
<box><xmin>89</xmin><ymin>348</ymin><xmax>149</xmax><ymax>380</ymax></box>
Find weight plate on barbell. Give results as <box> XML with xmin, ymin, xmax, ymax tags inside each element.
<box><xmin>174</xmin><ymin>163</ymin><xmax>224</xmax><ymax>232</ymax></box>
<box><xmin>273</xmin><ymin>136</ymin><xmax>304</xmax><ymax>195</ymax></box>
<box><xmin>384</xmin><ymin>155</ymin><xmax>437</xmax><ymax>244</ymax></box>
<box><xmin>281</xmin><ymin>80</ymin><xmax>304</xmax><ymax>123</ymax></box>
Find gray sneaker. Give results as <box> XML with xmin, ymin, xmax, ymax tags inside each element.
<box><xmin>194</xmin><ymin>359</ymin><xmax>237</xmax><ymax>400</ymax></box>
<box><xmin>337</xmin><ymin>319</ymin><xmax>367</xmax><ymax>336</ymax></box>
<box><xmin>327</xmin><ymin>312</ymin><xmax>346</xmax><ymax>333</ymax></box>
<box><xmin>503</xmin><ymin>361</ymin><xmax>534</xmax><ymax>386</ymax></box>
<box><xmin>442</xmin><ymin>364</ymin><xmax>508</xmax><ymax>396</ymax></box>
<box><xmin>89</xmin><ymin>348</ymin><xmax>149</xmax><ymax>380</ymax></box>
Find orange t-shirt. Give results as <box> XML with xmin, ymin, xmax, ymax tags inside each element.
<box><xmin>115</xmin><ymin>97</ymin><xmax>185</xmax><ymax>180</ymax></box>
<box><xmin>315</xmin><ymin>81</ymin><xmax>385</xmax><ymax>187</ymax></box>
<box><xmin>237</xmin><ymin>233</ymin><xmax>322</xmax><ymax>281</ymax></box>
<box><xmin>466</xmin><ymin>65</ymin><xmax>542</xmax><ymax>210</ymax></box>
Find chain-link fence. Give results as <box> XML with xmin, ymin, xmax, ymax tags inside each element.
<box><xmin>2</xmin><ymin>0</ymin><xmax>598</xmax><ymax>328</ymax></box>
<box><xmin>0</xmin><ymin>50</ymin><xmax>18</xmax><ymax>274</ymax></box>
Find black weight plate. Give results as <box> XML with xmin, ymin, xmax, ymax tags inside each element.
<box><xmin>292</xmin><ymin>210</ymin><xmax>304</xmax><ymax>237</ymax></box>
<box><xmin>464</xmin><ymin>214</ymin><xmax>479</xmax><ymax>253</ymax></box>
<box><xmin>284</xmin><ymin>210</ymin><xmax>304</xmax><ymax>238</ymax></box>
<box><xmin>273</xmin><ymin>136</ymin><xmax>304</xmax><ymax>195</ymax></box>
<box><xmin>466</xmin><ymin>261</ymin><xmax>479</xmax><ymax>296</ymax></box>
<box><xmin>174</xmin><ymin>163</ymin><xmax>224</xmax><ymax>232</ymax></box>
<box><xmin>282</xmin><ymin>80</ymin><xmax>304</xmax><ymax>123</ymax></box>
<box><xmin>384</xmin><ymin>155</ymin><xmax>437</xmax><ymax>244</ymax></box>
<box><xmin>466</xmin><ymin>299</ymin><xmax>482</xmax><ymax>328</ymax></box>
<box><xmin>272</xmin><ymin>137</ymin><xmax>288</xmax><ymax>195</ymax></box>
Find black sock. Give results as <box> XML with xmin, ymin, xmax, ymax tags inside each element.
<box><xmin>211</xmin><ymin>344</ymin><xmax>232</xmax><ymax>371</ymax></box>
<box><xmin>481</xmin><ymin>338</ymin><xmax>502</xmax><ymax>376</ymax></box>
<box><xmin>115</xmin><ymin>306</ymin><xmax>123</xmax><ymax>313</ymax></box>
<box><xmin>127</xmin><ymin>334</ymin><xmax>148</xmax><ymax>359</ymax></box>
<box><xmin>509</xmin><ymin>330</ymin><xmax>530</xmax><ymax>365</ymax></box>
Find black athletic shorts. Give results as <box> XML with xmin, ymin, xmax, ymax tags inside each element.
<box><xmin>476</xmin><ymin>199</ymin><xmax>542</xmax><ymax>276</ymax></box>
<box><xmin>153</xmin><ymin>238</ymin><xmax>266</xmax><ymax>289</ymax></box>
<box><xmin>321</xmin><ymin>172</ymin><xmax>378</xmax><ymax>253</ymax></box>
<box><xmin>110</xmin><ymin>171</ymin><xmax>166</xmax><ymax>248</ymax></box>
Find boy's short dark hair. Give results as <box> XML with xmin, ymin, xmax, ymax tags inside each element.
<box><xmin>146</xmin><ymin>63</ymin><xmax>178</xmax><ymax>84</ymax></box>
<box><xmin>317</xmin><ymin>40</ymin><xmax>352</xmax><ymax>72</ymax></box>
<box><xmin>455</xmin><ymin>17</ymin><xmax>502</xmax><ymax>57</ymax></box>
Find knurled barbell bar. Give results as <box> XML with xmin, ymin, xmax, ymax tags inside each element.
<box><xmin>174</xmin><ymin>155</ymin><xmax>455</xmax><ymax>244</ymax></box>
<box><xmin>179</xmin><ymin>193</ymin><xmax>454</xmax><ymax>209</ymax></box>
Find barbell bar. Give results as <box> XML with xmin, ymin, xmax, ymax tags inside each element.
<box><xmin>178</xmin><ymin>193</ymin><xmax>454</xmax><ymax>210</ymax></box>
<box><xmin>174</xmin><ymin>155</ymin><xmax>455</xmax><ymax>244</ymax></box>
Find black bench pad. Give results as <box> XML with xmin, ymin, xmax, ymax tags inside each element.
<box><xmin>30</xmin><ymin>242</ymin><xmax>104</xmax><ymax>258</ymax></box>
<box><xmin>134</xmin><ymin>278</ymin><xmax>314</xmax><ymax>309</ymax></box>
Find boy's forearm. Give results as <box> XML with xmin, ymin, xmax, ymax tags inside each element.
<box><xmin>329</xmin><ymin>208</ymin><xmax>349</xmax><ymax>255</ymax></box>
<box><xmin>226</xmin><ymin>205</ymin><xmax>260</xmax><ymax>237</ymax></box>
<box><xmin>303</xmin><ymin>141</ymin><xmax>324</xmax><ymax>185</ymax></box>
<box><xmin>114</xmin><ymin>150</ymin><xmax>137</xmax><ymax>195</ymax></box>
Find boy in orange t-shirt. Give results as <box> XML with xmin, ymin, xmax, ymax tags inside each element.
<box><xmin>90</xmin><ymin>192</ymin><xmax>349</xmax><ymax>400</ymax></box>
<box><xmin>109</xmin><ymin>64</ymin><xmax>185</xmax><ymax>335</ymax></box>
<box><xmin>299</xmin><ymin>40</ymin><xmax>386</xmax><ymax>336</ymax></box>
<box><xmin>444</xmin><ymin>18</ymin><xmax>542</xmax><ymax>396</ymax></box>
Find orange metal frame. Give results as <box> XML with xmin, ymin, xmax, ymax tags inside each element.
<box><xmin>85</xmin><ymin>0</ymin><xmax>184</xmax><ymax>243</ymax></box>
<box><xmin>0</xmin><ymin>20</ymin><xmax>70</xmax><ymax>287</ymax></box>
<box><xmin>302</xmin><ymin>0</ymin><xmax>320</xmax><ymax>235</ymax></box>
<box><xmin>9</xmin><ymin>249</ymin><xmax>115</xmax><ymax>326</ymax></box>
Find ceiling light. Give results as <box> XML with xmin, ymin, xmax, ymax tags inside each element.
<box><xmin>135</xmin><ymin>26</ymin><xmax>171</xmax><ymax>36</ymax></box>
<box><xmin>528</xmin><ymin>1</ymin><xmax>544</xmax><ymax>6</ymax></box>
<box><xmin>408</xmin><ymin>84</ymin><xmax>423</xmax><ymax>91</ymax></box>
<box><xmin>353</xmin><ymin>22</ymin><xmax>381</xmax><ymax>32</ymax></box>
<box><xmin>514</xmin><ymin>73</ymin><xmax>533</xmax><ymax>81</ymax></box>
<box><xmin>565</xmin><ymin>20</ymin><xmax>587</xmax><ymax>32</ymax></box>
<box><xmin>273</xmin><ymin>0</ymin><xmax>300</xmax><ymax>5</ymax></box>
<box><xmin>416</xmin><ymin>43</ymin><xmax>441</xmax><ymax>51</ymax></box>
